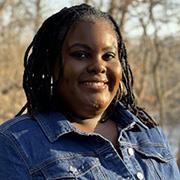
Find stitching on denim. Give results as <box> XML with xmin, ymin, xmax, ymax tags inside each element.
<box><xmin>29</xmin><ymin>154</ymin><xmax>98</xmax><ymax>174</ymax></box>
<box><xmin>149</xmin><ymin>159</ymin><xmax>164</xmax><ymax>180</ymax></box>
<box><xmin>0</xmin><ymin>132</ymin><xmax>31</xmax><ymax>175</ymax></box>
<box><xmin>120</xmin><ymin>140</ymin><xmax>167</xmax><ymax>148</ymax></box>
<box><xmin>42</xmin><ymin>170</ymin><xmax>75</xmax><ymax>180</ymax></box>
<box><xmin>76</xmin><ymin>161</ymin><xmax>101</xmax><ymax>177</ymax></box>
<box><xmin>36</xmin><ymin>114</ymin><xmax>53</xmax><ymax>141</ymax></box>
<box><xmin>133</xmin><ymin>147</ymin><xmax>172</xmax><ymax>162</ymax></box>
<box><xmin>0</xmin><ymin>114</ymin><xmax>31</xmax><ymax>133</ymax></box>
<box><xmin>39</xmin><ymin>158</ymin><xmax>101</xmax><ymax>179</ymax></box>
<box><xmin>35</xmin><ymin>113</ymin><xmax>74</xmax><ymax>142</ymax></box>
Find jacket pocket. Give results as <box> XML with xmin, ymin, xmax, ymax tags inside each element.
<box><xmin>133</xmin><ymin>141</ymin><xmax>177</xmax><ymax>180</ymax></box>
<box><xmin>40</xmin><ymin>156</ymin><xmax>101</xmax><ymax>180</ymax></box>
<box><xmin>133</xmin><ymin>141</ymin><xmax>173</xmax><ymax>163</ymax></box>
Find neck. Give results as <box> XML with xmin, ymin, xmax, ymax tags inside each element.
<box><xmin>66</xmin><ymin>110</ymin><xmax>109</xmax><ymax>122</ymax></box>
<box><xmin>65</xmin><ymin>111</ymin><xmax>107</xmax><ymax>133</ymax></box>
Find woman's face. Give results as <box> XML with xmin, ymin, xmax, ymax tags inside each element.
<box><xmin>54</xmin><ymin>19</ymin><xmax>122</xmax><ymax>118</ymax></box>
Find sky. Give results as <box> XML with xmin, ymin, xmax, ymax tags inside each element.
<box><xmin>43</xmin><ymin>0</ymin><xmax>179</xmax><ymax>38</ymax></box>
<box><xmin>44</xmin><ymin>0</ymin><xmax>109</xmax><ymax>17</ymax></box>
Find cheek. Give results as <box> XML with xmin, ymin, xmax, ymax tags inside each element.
<box><xmin>115</xmin><ymin>64</ymin><xmax>122</xmax><ymax>80</ymax></box>
<box><xmin>61</xmin><ymin>59</ymin><xmax>85</xmax><ymax>85</ymax></box>
<box><xmin>108</xmin><ymin>62</ymin><xmax>122</xmax><ymax>91</ymax></box>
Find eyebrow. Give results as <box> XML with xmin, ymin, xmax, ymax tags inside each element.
<box><xmin>68</xmin><ymin>43</ymin><xmax>91</xmax><ymax>51</ymax></box>
<box><xmin>67</xmin><ymin>43</ymin><xmax>118</xmax><ymax>51</ymax></box>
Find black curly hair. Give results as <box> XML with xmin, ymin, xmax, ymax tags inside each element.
<box><xmin>17</xmin><ymin>3</ymin><xmax>157</xmax><ymax>127</ymax></box>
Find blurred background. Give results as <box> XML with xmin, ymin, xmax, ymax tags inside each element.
<box><xmin>0</xmin><ymin>0</ymin><xmax>179</xmax><ymax>167</ymax></box>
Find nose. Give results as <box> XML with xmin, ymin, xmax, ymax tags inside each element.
<box><xmin>87</xmin><ymin>56</ymin><xmax>106</xmax><ymax>74</ymax></box>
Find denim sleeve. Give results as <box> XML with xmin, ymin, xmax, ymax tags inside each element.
<box><xmin>158</xmin><ymin>127</ymin><xmax>180</xmax><ymax>177</ymax></box>
<box><xmin>0</xmin><ymin>133</ymin><xmax>31</xmax><ymax>180</ymax></box>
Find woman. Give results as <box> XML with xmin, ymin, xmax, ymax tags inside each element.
<box><xmin>0</xmin><ymin>4</ymin><xmax>179</xmax><ymax>180</ymax></box>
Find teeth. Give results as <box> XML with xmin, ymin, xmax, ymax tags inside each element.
<box><xmin>83</xmin><ymin>82</ymin><xmax>105</xmax><ymax>87</ymax></box>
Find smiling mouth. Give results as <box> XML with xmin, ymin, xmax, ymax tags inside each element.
<box><xmin>80</xmin><ymin>81</ymin><xmax>108</xmax><ymax>90</ymax></box>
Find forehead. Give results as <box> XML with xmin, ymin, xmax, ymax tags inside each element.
<box><xmin>64</xmin><ymin>19</ymin><xmax>118</xmax><ymax>47</ymax></box>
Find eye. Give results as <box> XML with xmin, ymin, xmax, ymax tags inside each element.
<box><xmin>70</xmin><ymin>51</ymin><xmax>90</xmax><ymax>60</ymax></box>
<box><xmin>102</xmin><ymin>52</ymin><xmax>116</xmax><ymax>61</ymax></box>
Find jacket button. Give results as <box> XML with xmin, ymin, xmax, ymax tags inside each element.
<box><xmin>136</xmin><ymin>172</ymin><xmax>144</xmax><ymax>180</ymax></box>
<box><xmin>128</xmin><ymin>147</ymin><xmax>134</xmax><ymax>156</ymax></box>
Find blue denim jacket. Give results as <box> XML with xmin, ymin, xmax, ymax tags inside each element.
<box><xmin>0</xmin><ymin>102</ymin><xmax>179</xmax><ymax>180</ymax></box>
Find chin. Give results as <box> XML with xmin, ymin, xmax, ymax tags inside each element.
<box><xmin>87</xmin><ymin>100</ymin><xmax>110</xmax><ymax>115</ymax></box>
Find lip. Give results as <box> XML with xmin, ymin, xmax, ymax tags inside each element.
<box><xmin>80</xmin><ymin>77</ymin><xmax>108</xmax><ymax>83</ymax></box>
<box><xmin>79</xmin><ymin>79</ymin><xmax>108</xmax><ymax>91</ymax></box>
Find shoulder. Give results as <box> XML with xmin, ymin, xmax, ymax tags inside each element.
<box><xmin>0</xmin><ymin>114</ymin><xmax>39</xmax><ymax>136</ymax></box>
<box><xmin>115</xmin><ymin>104</ymin><xmax>172</xmax><ymax>150</ymax></box>
<box><xmin>0</xmin><ymin>113</ymin><xmax>49</xmax><ymax>168</ymax></box>
<box><xmin>126</xmin><ymin>121</ymin><xmax>170</xmax><ymax>149</ymax></box>
<box><xmin>0</xmin><ymin>115</ymin><xmax>36</xmax><ymax>178</ymax></box>
<box><xmin>0</xmin><ymin>113</ymin><xmax>45</xmax><ymax>154</ymax></box>
<box><xmin>0</xmin><ymin>114</ymin><xmax>37</xmax><ymax>155</ymax></box>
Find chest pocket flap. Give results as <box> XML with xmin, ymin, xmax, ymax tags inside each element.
<box><xmin>133</xmin><ymin>141</ymin><xmax>174</xmax><ymax>163</ymax></box>
<box><xmin>41</xmin><ymin>157</ymin><xmax>100</xmax><ymax>179</ymax></box>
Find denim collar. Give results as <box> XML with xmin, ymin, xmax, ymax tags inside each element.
<box><xmin>115</xmin><ymin>102</ymin><xmax>149</xmax><ymax>131</ymax></box>
<box><xmin>33</xmin><ymin>102</ymin><xmax>148</xmax><ymax>143</ymax></box>
<box><xmin>33</xmin><ymin>112</ymin><xmax>75</xmax><ymax>143</ymax></box>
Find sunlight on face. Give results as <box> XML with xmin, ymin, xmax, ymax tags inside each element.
<box><xmin>55</xmin><ymin>19</ymin><xmax>122</xmax><ymax>118</ymax></box>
